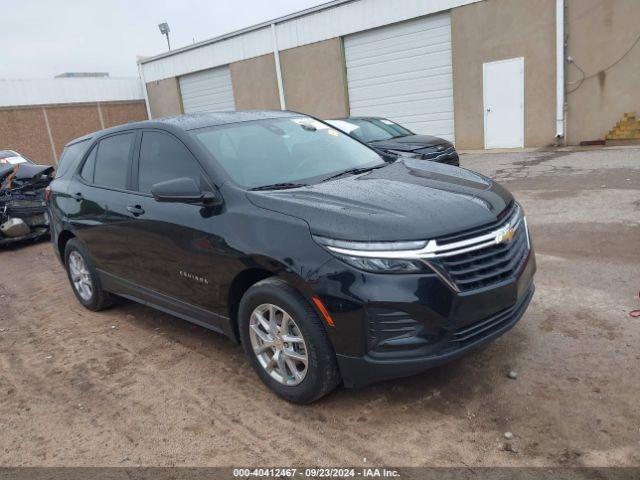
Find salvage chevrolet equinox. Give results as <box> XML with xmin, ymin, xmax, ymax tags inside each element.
<box><xmin>47</xmin><ymin>111</ymin><xmax>536</xmax><ymax>403</ymax></box>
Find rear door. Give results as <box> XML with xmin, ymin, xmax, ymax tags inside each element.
<box><xmin>69</xmin><ymin>131</ymin><xmax>138</xmax><ymax>280</ymax></box>
<box><xmin>124</xmin><ymin>129</ymin><xmax>222</xmax><ymax>315</ymax></box>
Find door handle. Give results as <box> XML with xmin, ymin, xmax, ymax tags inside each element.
<box><xmin>126</xmin><ymin>205</ymin><xmax>145</xmax><ymax>216</ymax></box>
<box><xmin>71</xmin><ymin>192</ymin><xmax>83</xmax><ymax>202</ymax></box>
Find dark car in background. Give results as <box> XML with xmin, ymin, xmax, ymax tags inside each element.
<box><xmin>47</xmin><ymin>111</ymin><xmax>534</xmax><ymax>403</ymax></box>
<box><xmin>327</xmin><ymin>117</ymin><xmax>459</xmax><ymax>166</ymax></box>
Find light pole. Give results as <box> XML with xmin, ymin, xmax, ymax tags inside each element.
<box><xmin>158</xmin><ymin>22</ymin><xmax>171</xmax><ymax>51</ymax></box>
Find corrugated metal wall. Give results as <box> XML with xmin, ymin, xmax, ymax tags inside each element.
<box><xmin>139</xmin><ymin>0</ymin><xmax>481</xmax><ymax>82</ymax></box>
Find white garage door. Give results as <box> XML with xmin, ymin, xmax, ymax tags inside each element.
<box><xmin>344</xmin><ymin>14</ymin><xmax>454</xmax><ymax>141</ymax></box>
<box><xmin>179</xmin><ymin>66</ymin><xmax>235</xmax><ymax>113</ymax></box>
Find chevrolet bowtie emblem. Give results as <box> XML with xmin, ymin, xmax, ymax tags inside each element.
<box><xmin>496</xmin><ymin>227</ymin><xmax>515</xmax><ymax>244</ymax></box>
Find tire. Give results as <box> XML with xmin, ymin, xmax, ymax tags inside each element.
<box><xmin>238</xmin><ymin>277</ymin><xmax>341</xmax><ymax>404</ymax></box>
<box><xmin>64</xmin><ymin>238</ymin><xmax>115</xmax><ymax>311</ymax></box>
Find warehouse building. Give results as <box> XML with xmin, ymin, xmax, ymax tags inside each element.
<box><xmin>138</xmin><ymin>0</ymin><xmax>640</xmax><ymax>149</ymax></box>
<box><xmin>0</xmin><ymin>77</ymin><xmax>147</xmax><ymax>165</ymax></box>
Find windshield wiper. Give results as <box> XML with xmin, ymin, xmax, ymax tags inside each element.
<box><xmin>321</xmin><ymin>164</ymin><xmax>387</xmax><ymax>183</ymax></box>
<box><xmin>250</xmin><ymin>182</ymin><xmax>309</xmax><ymax>191</ymax></box>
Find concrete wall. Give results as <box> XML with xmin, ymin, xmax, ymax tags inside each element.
<box><xmin>146</xmin><ymin>77</ymin><xmax>183</xmax><ymax>118</ymax></box>
<box><xmin>566</xmin><ymin>0</ymin><xmax>640</xmax><ymax>144</ymax></box>
<box><xmin>230</xmin><ymin>54</ymin><xmax>281</xmax><ymax>110</ymax></box>
<box><xmin>0</xmin><ymin>101</ymin><xmax>147</xmax><ymax>165</ymax></box>
<box><xmin>451</xmin><ymin>0</ymin><xmax>557</xmax><ymax>149</ymax></box>
<box><xmin>280</xmin><ymin>38</ymin><xmax>350</xmax><ymax>119</ymax></box>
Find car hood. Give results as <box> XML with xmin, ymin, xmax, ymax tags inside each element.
<box><xmin>369</xmin><ymin>134</ymin><xmax>449</xmax><ymax>152</ymax></box>
<box><xmin>14</xmin><ymin>163</ymin><xmax>54</xmax><ymax>181</ymax></box>
<box><xmin>247</xmin><ymin>160</ymin><xmax>513</xmax><ymax>241</ymax></box>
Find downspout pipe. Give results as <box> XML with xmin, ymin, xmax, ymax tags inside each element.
<box><xmin>271</xmin><ymin>23</ymin><xmax>286</xmax><ymax>110</ymax></box>
<box><xmin>555</xmin><ymin>0</ymin><xmax>565</xmax><ymax>139</ymax></box>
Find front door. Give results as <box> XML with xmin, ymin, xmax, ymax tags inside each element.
<box><xmin>124</xmin><ymin>129</ymin><xmax>225</xmax><ymax>324</ymax></box>
<box><xmin>483</xmin><ymin>57</ymin><xmax>524</xmax><ymax>149</ymax></box>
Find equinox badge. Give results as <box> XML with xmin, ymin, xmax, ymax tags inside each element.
<box><xmin>179</xmin><ymin>270</ymin><xmax>210</xmax><ymax>285</ymax></box>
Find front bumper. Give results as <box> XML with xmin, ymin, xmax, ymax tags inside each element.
<box><xmin>309</xmin><ymin>232</ymin><xmax>536</xmax><ymax>388</ymax></box>
<box><xmin>336</xmin><ymin>282</ymin><xmax>534</xmax><ymax>388</ymax></box>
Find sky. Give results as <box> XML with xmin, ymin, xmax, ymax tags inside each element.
<box><xmin>2</xmin><ymin>0</ymin><xmax>329</xmax><ymax>79</ymax></box>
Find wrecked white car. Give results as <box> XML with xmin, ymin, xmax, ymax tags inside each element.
<box><xmin>0</xmin><ymin>157</ymin><xmax>54</xmax><ymax>247</ymax></box>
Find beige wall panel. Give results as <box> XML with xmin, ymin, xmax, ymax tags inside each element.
<box><xmin>146</xmin><ymin>77</ymin><xmax>183</xmax><ymax>118</ymax></box>
<box><xmin>46</xmin><ymin>104</ymin><xmax>102</xmax><ymax>158</ymax></box>
<box><xmin>230</xmin><ymin>54</ymin><xmax>281</xmax><ymax>110</ymax></box>
<box><xmin>451</xmin><ymin>0</ymin><xmax>556</xmax><ymax>149</ymax></box>
<box><xmin>280</xmin><ymin>38</ymin><xmax>349</xmax><ymax>119</ymax></box>
<box><xmin>101</xmin><ymin>101</ymin><xmax>148</xmax><ymax>128</ymax></box>
<box><xmin>0</xmin><ymin>107</ymin><xmax>54</xmax><ymax>165</ymax></box>
<box><xmin>566</xmin><ymin>0</ymin><xmax>640</xmax><ymax>144</ymax></box>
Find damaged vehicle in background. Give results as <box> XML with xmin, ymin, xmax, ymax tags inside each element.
<box><xmin>327</xmin><ymin>117</ymin><xmax>459</xmax><ymax>166</ymax></box>
<box><xmin>0</xmin><ymin>151</ymin><xmax>54</xmax><ymax>246</ymax></box>
<box><xmin>0</xmin><ymin>149</ymin><xmax>36</xmax><ymax>165</ymax></box>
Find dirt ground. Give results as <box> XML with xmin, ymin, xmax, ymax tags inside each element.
<box><xmin>1</xmin><ymin>147</ymin><xmax>639</xmax><ymax>467</ymax></box>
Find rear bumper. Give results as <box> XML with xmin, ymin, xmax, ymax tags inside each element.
<box><xmin>337</xmin><ymin>282</ymin><xmax>534</xmax><ymax>388</ymax></box>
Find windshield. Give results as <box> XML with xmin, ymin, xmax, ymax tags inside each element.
<box><xmin>329</xmin><ymin>118</ymin><xmax>413</xmax><ymax>143</ymax></box>
<box><xmin>192</xmin><ymin>116</ymin><xmax>384</xmax><ymax>189</ymax></box>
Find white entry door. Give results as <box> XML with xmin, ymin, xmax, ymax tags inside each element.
<box><xmin>483</xmin><ymin>57</ymin><xmax>524</xmax><ymax>149</ymax></box>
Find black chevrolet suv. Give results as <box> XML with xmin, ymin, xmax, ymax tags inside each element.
<box><xmin>47</xmin><ymin>111</ymin><xmax>535</xmax><ymax>403</ymax></box>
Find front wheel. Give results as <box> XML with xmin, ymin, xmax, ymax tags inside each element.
<box><xmin>238</xmin><ymin>278</ymin><xmax>341</xmax><ymax>404</ymax></box>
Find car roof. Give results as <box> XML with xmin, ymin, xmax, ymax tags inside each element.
<box><xmin>65</xmin><ymin>110</ymin><xmax>302</xmax><ymax>147</ymax></box>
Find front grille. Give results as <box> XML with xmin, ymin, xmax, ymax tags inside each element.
<box><xmin>433</xmin><ymin>204</ymin><xmax>530</xmax><ymax>291</ymax></box>
<box><xmin>420</xmin><ymin>145</ymin><xmax>458</xmax><ymax>164</ymax></box>
<box><xmin>437</xmin><ymin>224</ymin><xmax>528</xmax><ymax>291</ymax></box>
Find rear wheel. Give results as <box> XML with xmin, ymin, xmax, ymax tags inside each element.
<box><xmin>64</xmin><ymin>239</ymin><xmax>115</xmax><ymax>311</ymax></box>
<box><xmin>239</xmin><ymin>278</ymin><xmax>341</xmax><ymax>403</ymax></box>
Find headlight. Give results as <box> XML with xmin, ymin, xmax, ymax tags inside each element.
<box><xmin>313</xmin><ymin>236</ymin><xmax>429</xmax><ymax>273</ymax></box>
<box><xmin>333</xmin><ymin>255</ymin><xmax>426</xmax><ymax>273</ymax></box>
<box><xmin>386</xmin><ymin>150</ymin><xmax>422</xmax><ymax>159</ymax></box>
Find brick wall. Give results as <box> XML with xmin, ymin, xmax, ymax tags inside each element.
<box><xmin>0</xmin><ymin>101</ymin><xmax>147</xmax><ymax>165</ymax></box>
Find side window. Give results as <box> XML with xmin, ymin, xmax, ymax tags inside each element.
<box><xmin>80</xmin><ymin>145</ymin><xmax>97</xmax><ymax>183</ymax></box>
<box><xmin>55</xmin><ymin>140</ymin><xmax>88</xmax><ymax>178</ymax></box>
<box><xmin>93</xmin><ymin>133</ymin><xmax>135</xmax><ymax>189</ymax></box>
<box><xmin>137</xmin><ymin>131</ymin><xmax>205</xmax><ymax>194</ymax></box>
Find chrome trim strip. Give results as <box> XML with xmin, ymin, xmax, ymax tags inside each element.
<box><xmin>419</xmin><ymin>258</ymin><xmax>461</xmax><ymax>293</ymax></box>
<box><xmin>327</xmin><ymin>206</ymin><xmax>523</xmax><ymax>261</ymax></box>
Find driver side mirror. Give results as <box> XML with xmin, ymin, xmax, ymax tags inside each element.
<box><xmin>151</xmin><ymin>177</ymin><xmax>221</xmax><ymax>205</ymax></box>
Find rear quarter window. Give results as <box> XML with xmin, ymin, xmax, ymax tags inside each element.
<box><xmin>92</xmin><ymin>133</ymin><xmax>135</xmax><ymax>189</ymax></box>
<box><xmin>55</xmin><ymin>140</ymin><xmax>89</xmax><ymax>178</ymax></box>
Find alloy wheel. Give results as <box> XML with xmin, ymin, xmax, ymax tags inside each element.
<box><xmin>68</xmin><ymin>251</ymin><xmax>93</xmax><ymax>301</ymax></box>
<box><xmin>248</xmin><ymin>303</ymin><xmax>308</xmax><ymax>386</ymax></box>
